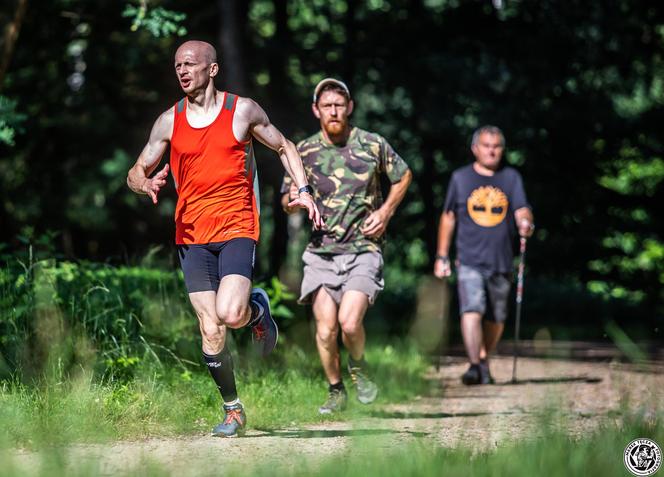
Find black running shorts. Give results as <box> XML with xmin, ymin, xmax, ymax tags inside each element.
<box><xmin>177</xmin><ymin>238</ymin><xmax>256</xmax><ymax>293</ymax></box>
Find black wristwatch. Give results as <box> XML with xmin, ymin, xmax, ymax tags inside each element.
<box><xmin>298</xmin><ymin>185</ymin><xmax>314</xmax><ymax>196</ymax></box>
<box><xmin>435</xmin><ymin>255</ymin><xmax>450</xmax><ymax>263</ymax></box>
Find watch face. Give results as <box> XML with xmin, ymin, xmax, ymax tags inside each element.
<box><xmin>299</xmin><ymin>185</ymin><xmax>314</xmax><ymax>195</ymax></box>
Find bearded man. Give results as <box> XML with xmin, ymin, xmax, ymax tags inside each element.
<box><xmin>281</xmin><ymin>78</ymin><xmax>412</xmax><ymax>414</ymax></box>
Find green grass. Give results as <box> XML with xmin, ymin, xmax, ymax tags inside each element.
<box><xmin>0</xmin><ymin>339</ymin><xmax>429</xmax><ymax>448</ymax></box>
<box><xmin>0</xmin><ymin>411</ymin><xmax>660</xmax><ymax>477</ymax></box>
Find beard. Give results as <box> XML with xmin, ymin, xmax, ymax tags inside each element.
<box><xmin>323</xmin><ymin>119</ymin><xmax>346</xmax><ymax>137</ymax></box>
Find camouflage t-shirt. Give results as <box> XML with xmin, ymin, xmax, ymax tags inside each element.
<box><xmin>281</xmin><ymin>127</ymin><xmax>410</xmax><ymax>254</ymax></box>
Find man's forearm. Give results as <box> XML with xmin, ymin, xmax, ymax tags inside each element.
<box><xmin>436</xmin><ymin>212</ymin><xmax>456</xmax><ymax>256</ymax></box>
<box><xmin>380</xmin><ymin>169</ymin><xmax>412</xmax><ymax>217</ymax></box>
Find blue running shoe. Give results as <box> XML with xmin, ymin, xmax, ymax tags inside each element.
<box><xmin>250</xmin><ymin>288</ymin><xmax>278</xmax><ymax>357</ymax></box>
<box><xmin>212</xmin><ymin>402</ymin><xmax>247</xmax><ymax>437</ymax></box>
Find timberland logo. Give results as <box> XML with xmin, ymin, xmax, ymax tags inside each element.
<box><xmin>624</xmin><ymin>438</ymin><xmax>662</xmax><ymax>476</ymax></box>
<box><xmin>466</xmin><ymin>186</ymin><xmax>508</xmax><ymax>227</ymax></box>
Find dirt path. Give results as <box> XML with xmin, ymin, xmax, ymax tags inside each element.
<box><xmin>9</xmin><ymin>357</ymin><xmax>664</xmax><ymax>476</ymax></box>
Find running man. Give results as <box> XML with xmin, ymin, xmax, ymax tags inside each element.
<box><xmin>281</xmin><ymin>78</ymin><xmax>412</xmax><ymax>413</ymax></box>
<box><xmin>434</xmin><ymin>125</ymin><xmax>534</xmax><ymax>385</ymax></box>
<box><xmin>127</xmin><ymin>40</ymin><xmax>322</xmax><ymax>436</ymax></box>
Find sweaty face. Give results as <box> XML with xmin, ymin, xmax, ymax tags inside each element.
<box><xmin>471</xmin><ymin>133</ymin><xmax>504</xmax><ymax>170</ymax></box>
<box><xmin>314</xmin><ymin>90</ymin><xmax>351</xmax><ymax>136</ymax></box>
<box><xmin>174</xmin><ymin>47</ymin><xmax>213</xmax><ymax>94</ymax></box>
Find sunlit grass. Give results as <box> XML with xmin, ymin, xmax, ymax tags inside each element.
<box><xmin>0</xmin><ymin>340</ymin><xmax>429</xmax><ymax>448</ymax></box>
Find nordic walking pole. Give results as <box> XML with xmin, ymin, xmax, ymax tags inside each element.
<box><xmin>511</xmin><ymin>237</ymin><xmax>527</xmax><ymax>383</ymax></box>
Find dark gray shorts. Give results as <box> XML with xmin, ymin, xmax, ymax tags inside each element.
<box><xmin>457</xmin><ymin>264</ymin><xmax>512</xmax><ymax>323</ymax></box>
<box><xmin>176</xmin><ymin>238</ymin><xmax>256</xmax><ymax>293</ymax></box>
<box><xmin>299</xmin><ymin>250</ymin><xmax>384</xmax><ymax>305</ymax></box>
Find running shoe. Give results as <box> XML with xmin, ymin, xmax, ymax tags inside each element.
<box><xmin>250</xmin><ymin>288</ymin><xmax>278</xmax><ymax>357</ymax></box>
<box><xmin>348</xmin><ymin>362</ymin><xmax>378</xmax><ymax>404</ymax></box>
<box><xmin>318</xmin><ymin>388</ymin><xmax>348</xmax><ymax>415</ymax></box>
<box><xmin>212</xmin><ymin>402</ymin><xmax>247</xmax><ymax>437</ymax></box>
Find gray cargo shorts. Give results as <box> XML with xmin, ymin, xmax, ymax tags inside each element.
<box><xmin>299</xmin><ymin>250</ymin><xmax>385</xmax><ymax>305</ymax></box>
<box><xmin>457</xmin><ymin>264</ymin><xmax>512</xmax><ymax>323</ymax></box>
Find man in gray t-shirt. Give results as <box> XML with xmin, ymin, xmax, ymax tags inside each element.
<box><xmin>434</xmin><ymin>125</ymin><xmax>534</xmax><ymax>385</ymax></box>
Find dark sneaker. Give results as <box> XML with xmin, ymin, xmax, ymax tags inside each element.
<box><xmin>250</xmin><ymin>288</ymin><xmax>278</xmax><ymax>357</ymax></box>
<box><xmin>479</xmin><ymin>359</ymin><xmax>495</xmax><ymax>384</ymax></box>
<box><xmin>318</xmin><ymin>388</ymin><xmax>348</xmax><ymax>415</ymax></box>
<box><xmin>461</xmin><ymin>364</ymin><xmax>482</xmax><ymax>385</ymax></box>
<box><xmin>348</xmin><ymin>363</ymin><xmax>378</xmax><ymax>404</ymax></box>
<box><xmin>212</xmin><ymin>402</ymin><xmax>247</xmax><ymax>437</ymax></box>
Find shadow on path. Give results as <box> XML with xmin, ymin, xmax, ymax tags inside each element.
<box><xmin>250</xmin><ymin>428</ymin><xmax>429</xmax><ymax>439</ymax></box>
<box><xmin>501</xmin><ymin>376</ymin><xmax>603</xmax><ymax>385</ymax></box>
<box><xmin>367</xmin><ymin>410</ymin><xmax>524</xmax><ymax>420</ymax></box>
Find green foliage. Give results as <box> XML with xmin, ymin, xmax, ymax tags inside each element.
<box><xmin>0</xmin><ymin>244</ymin><xmax>196</xmax><ymax>381</ymax></box>
<box><xmin>0</xmin><ymin>96</ymin><xmax>26</xmax><ymax>146</ymax></box>
<box><xmin>255</xmin><ymin>276</ymin><xmax>297</xmax><ymax>320</ymax></box>
<box><xmin>122</xmin><ymin>2</ymin><xmax>187</xmax><ymax>37</ymax></box>
<box><xmin>1</xmin><ymin>0</ymin><xmax>663</xmax><ymax>332</ymax></box>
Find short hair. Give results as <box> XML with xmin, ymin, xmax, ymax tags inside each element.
<box><xmin>315</xmin><ymin>83</ymin><xmax>350</xmax><ymax>104</ymax></box>
<box><xmin>471</xmin><ymin>125</ymin><xmax>505</xmax><ymax>147</ymax></box>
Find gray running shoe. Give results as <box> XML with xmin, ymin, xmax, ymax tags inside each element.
<box><xmin>479</xmin><ymin>359</ymin><xmax>495</xmax><ymax>385</ymax></box>
<box><xmin>348</xmin><ymin>363</ymin><xmax>378</xmax><ymax>404</ymax></box>
<box><xmin>212</xmin><ymin>402</ymin><xmax>247</xmax><ymax>437</ymax></box>
<box><xmin>461</xmin><ymin>364</ymin><xmax>482</xmax><ymax>385</ymax></box>
<box><xmin>318</xmin><ymin>388</ymin><xmax>348</xmax><ymax>415</ymax></box>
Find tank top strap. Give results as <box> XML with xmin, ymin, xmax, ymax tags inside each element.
<box><xmin>174</xmin><ymin>97</ymin><xmax>186</xmax><ymax>116</ymax></box>
<box><xmin>223</xmin><ymin>93</ymin><xmax>237</xmax><ymax>112</ymax></box>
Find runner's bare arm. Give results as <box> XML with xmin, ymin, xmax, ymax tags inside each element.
<box><xmin>361</xmin><ymin>169</ymin><xmax>412</xmax><ymax>238</ymax></box>
<box><xmin>236</xmin><ymin>98</ymin><xmax>322</xmax><ymax>229</ymax></box>
<box><xmin>514</xmin><ymin>207</ymin><xmax>534</xmax><ymax>238</ymax></box>
<box><xmin>127</xmin><ymin>108</ymin><xmax>173</xmax><ymax>204</ymax></box>
<box><xmin>434</xmin><ymin>210</ymin><xmax>456</xmax><ymax>278</ymax></box>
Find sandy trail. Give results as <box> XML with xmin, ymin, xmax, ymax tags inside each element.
<box><xmin>8</xmin><ymin>356</ymin><xmax>663</xmax><ymax>475</ymax></box>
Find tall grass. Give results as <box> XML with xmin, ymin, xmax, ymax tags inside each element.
<box><xmin>0</xmin><ymin>339</ymin><xmax>429</xmax><ymax>448</ymax></box>
<box><xmin>0</xmin><ymin>411</ymin><xmax>660</xmax><ymax>477</ymax></box>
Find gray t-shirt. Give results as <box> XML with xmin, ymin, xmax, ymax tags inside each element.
<box><xmin>444</xmin><ymin>164</ymin><xmax>529</xmax><ymax>274</ymax></box>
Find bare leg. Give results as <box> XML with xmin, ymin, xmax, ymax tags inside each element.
<box><xmin>461</xmin><ymin>311</ymin><xmax>483</xmax><ymax>365</ymax></box>
<box><xmin>338</xmin><ymin>290</ymin><xmax>370</xmax><ymax>361</ymax></box>
<box><xmin>215</xmin><ymin>274</ymin><xmax>253</xmax><ymax>329</ymax></box>
<box><xmin>189</xmin><ymin>290</ymin><xmax>227</xmax><ymax>355</ymax></box>
<box><xmin>312</xmin><ymin>287</ymin><xmax>341</xmax><ymax>384</ymax></box>
<box><xmin>480</xmin><ymin>321</ymin><xmax>504</xmax><ymax>360</ymax></box>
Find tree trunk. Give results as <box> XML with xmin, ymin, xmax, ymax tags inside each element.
<box><xmin>217</xmin><ymin>0</ymin><xmax>247</xmax><ymax>95</ymax></box>
<box><xmin>267</xmin><ymin>0</ymin><xmax>293</xmax><ymax>277</ymax></box>
<box><xmin>0</xmin><ymin>0</ymin><xmax>28</xmax><ymax>88</ymax></box>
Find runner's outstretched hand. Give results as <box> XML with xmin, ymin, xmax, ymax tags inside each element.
<box><xmin>142</xmin><ymin>164</ymin><xmax>169</xmax><ymax>204</ymax></box>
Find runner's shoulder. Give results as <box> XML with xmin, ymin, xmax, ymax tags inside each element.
<box><xmin>152</xmin><ymin>105</ymin><xmax>176</xmax><ymax>139</ymax></box>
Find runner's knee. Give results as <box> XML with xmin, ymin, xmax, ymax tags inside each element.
<box><xmin>216</xmin><ymin>301</ymin><xmax>247</xmax><ymax>328</ymax></box>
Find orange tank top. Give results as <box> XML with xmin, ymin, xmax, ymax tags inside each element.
<box><xmin>170</xmin><ymin>93</ymin><xmax>260</xmax><ymax>244</ymax></box>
